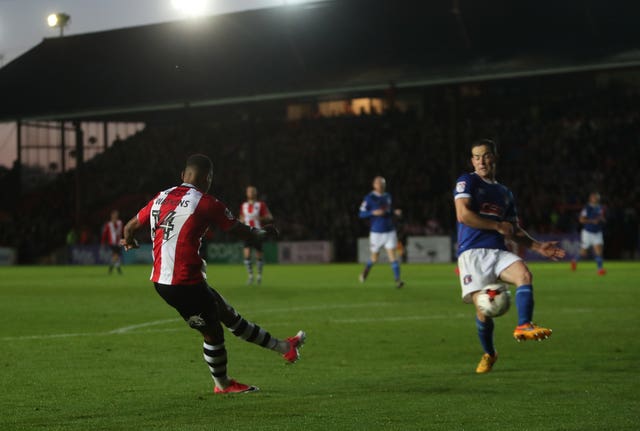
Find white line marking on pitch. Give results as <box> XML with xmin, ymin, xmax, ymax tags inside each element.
<box><xmin>0</xmin><ymin>302</ymin><xmax>430</xmax><ymax>341</ymax></box>
<box><xmin>109</xmin><ymin>318</ymin><xmax>178</xmax><ymax>334</ymax></box>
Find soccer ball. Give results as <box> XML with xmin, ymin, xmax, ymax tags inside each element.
<box><xmin>476</xmin><ymin>283</ymin><xmax>511</xmax><ymax>317</ymax></box>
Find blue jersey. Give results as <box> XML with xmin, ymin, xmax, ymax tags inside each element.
<box><xmin>580</xmin><ymin>204</ymin><xmax>605</xmax><ymax>233</ymax></box>
<box><xmin>359</xmin><ymin>191</ymin><xmax>395</xmax><ymax>233</ymax></box>
<box><xmin>453</xmin><ymin>172</ymin><xmax>518</xmax><ymax>256</ymax></box>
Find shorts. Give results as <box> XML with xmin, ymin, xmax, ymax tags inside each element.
<box><xmin>243</xmin><ymin>239</ymin><xmax>263</xmax><ymax>252</ymax></box>
<box><xmin>581</xmin><ymin>230</ymin><xmax>604</xmax><ymax>249</ymax></box>
<box><xmin>369</xmin><ymin>230</ymin><xmax>398</xmax><ymax>253</ymax></box>
<box><xmin>154</xmin><ymin>282</ymin><xmax>238</xmax><ymax>335</ymax></box>
<box><xmin>457</xmin><ymin>248</ymin><xmax>521</xmax><ymax>303</ymax></box>
<box><xmin>109</xmin><ymin>245</ymin><xmax>123</xmax><ymax>255</ymax></box>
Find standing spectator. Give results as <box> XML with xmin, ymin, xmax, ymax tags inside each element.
<box><xmin>65</xmin><ymin>226</ymin><xmax>78</xmax><ymax>264</ymax></box>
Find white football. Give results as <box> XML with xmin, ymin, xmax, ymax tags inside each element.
<box><xmin>476</xmin><ymin>283</ymin><xmax>511</xmax><ymax>317</ymax></box>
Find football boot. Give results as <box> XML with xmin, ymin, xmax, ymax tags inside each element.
<box><xmin>513</xmin><ymin>322</ymin><xmax>552</xmax><ymax>342</ymax></box>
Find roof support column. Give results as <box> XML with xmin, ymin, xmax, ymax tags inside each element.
<box><xmin>73</xmin><ymin>121</ymin><xmax>84</xmax><ymax>228</ymax></box>
<box><xmin>16</xmin><ymin>119</ymin><xmax>22</xmax><ymax>196</ymax></box>
<box><xmin>60</xmin><ymin>121</ymin><xmax>66</xmax><ymax>173</ymax></box>
<box><xmin>103</xmin><ymin>121</ymin><xmax>109</xmax><ymax>152</ymax></box>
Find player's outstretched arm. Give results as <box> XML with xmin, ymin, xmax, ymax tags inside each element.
<box><xmin>531</xmin><ymin>240</ymin><xmax>566</xmax><ymax>261</ymax></box>
<box><xmin>512</xmin><ymin>226</ymin><xmax>566</xmax><ymax>261</ymax></box>
<box><xmin>121</xmin><ymin>216</ymin><xmax>141</xmax><ymax>250</ymax></box>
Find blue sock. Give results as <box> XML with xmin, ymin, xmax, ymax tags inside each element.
<box><xmin>475</xmin><ymin>317</ymin><xmax>495</xmax><ymax>355</ymax></box>
<box><xmin>361</xmin><ymin>260</ymin><xmax>373</xmax><ymax>279</ymax></box>
<box><xmin>595</xmin><ymin>256</ymin><xmax>603</xmax><ymax>270</ymax></box>
<box><xmin>515</xmin><ymin>285</ymin><xmax>534</xmax><ymax>325</ymax></box>
<box><xmin>391</xmin><ymin>260</ymin><xmax>400</xmax><ymax>281</ymax></box>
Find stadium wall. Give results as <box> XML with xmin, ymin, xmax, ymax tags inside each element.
<box><xmin>358</xmin><ymin>236</ymin><xmax>453</xmax><ymax>263</ymax></box>
<box><xmin>0</xmin><ymin>246</ymin><xmax>17</xmax><ymax>265</ymax></box>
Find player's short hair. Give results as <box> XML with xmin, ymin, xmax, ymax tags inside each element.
<box><xmin>470</xmin><ymin>139</ymin><xmax>498</xmax><ymax>157</ymax></box>
<box><xmin>185</xmin><ymin>154</ymin><xmax>213</xmax><ymax>174</ymax></box>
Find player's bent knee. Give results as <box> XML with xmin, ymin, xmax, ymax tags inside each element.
<box><xmin>520</xmin><ymin>270</ymin><xmax>533</xmax><ymax>285</ymax></box>
<box><xmin>188</xmin><ymin>314</ymin><xmax>207</xmax><ymax>329</ymax></box>
<box><xmin>188</xmin><ymin>315</ymin><xmax>223</xmax><ymax>342</ymax></box>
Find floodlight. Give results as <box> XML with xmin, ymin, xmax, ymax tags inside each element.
<box><xmin>47</xmin><ymin>13</ymin><xmax>70</xmax><ymax>36</ymax></box>
<box><xmin>47</xmin><ymin>14</ymin><xmax>58</xmax><ymax>27</ymax></box>
<box><xmin>171</xmin><ymin>0</ymin><xmax>207</xmax><ymax>16</ymax></box>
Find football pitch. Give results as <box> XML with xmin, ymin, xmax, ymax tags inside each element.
<box><xmin>1</xmin><ymin>262</ymin><xmax>638</xmax><ymax>431</ymax></box>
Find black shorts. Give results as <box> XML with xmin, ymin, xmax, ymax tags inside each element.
<box><xmin>110</xmin><ymin>245</ymin><xmax>123</xmax><ymax>255</ymax></box>
<box><xmin>243</xmin><ymin>239</ymin><xmax>263</xmax><ymax>252</ymax></box>
<box><xmin>153</xmin><ymin>282</ymin><xmax>237</xmax><ymax>333</ymax></box>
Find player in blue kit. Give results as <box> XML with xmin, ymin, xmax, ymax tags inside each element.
<box><xmin>571</xmin><ymin>192</ymin><xmax>607</xmax><ymax>275</ymax></box>
<box><xmin>358</xmin><ymin>176</ymin><xmax>404</xmax><ymax>289</ymax></box>
<box><xmin>454</xmin><ymin>139</ymin><xmax>566</xmax><ymax>373</ymax></box>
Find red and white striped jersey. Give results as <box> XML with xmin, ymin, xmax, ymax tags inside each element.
<box><xmin>136</xmin><ymin>184</ymin><xmax>236</xmax><ymax>285</ymax></box>
<box><xmin>240</xmin><ymin>201</ymin><xmax>270</xmax><ymax>228</ymax></box>
<box><xmin>101</xmin><ymin>220</ymin><xmax>123</xmax><ymax>246</ymax></box>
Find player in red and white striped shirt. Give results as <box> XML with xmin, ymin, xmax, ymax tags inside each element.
<box><xmin>239</xmin><ymin>186</ymin><xmax>272</xmax><ymax>285</ymax></box>
<box><xmin>101</xmin><ymin>209</ymin><xmax>123</xmax><ymax>274</ymax></box>
<box><xmin>121</xmin><ymin>154</ymin><xmax>305</xmax><ymax>394</ymax></box>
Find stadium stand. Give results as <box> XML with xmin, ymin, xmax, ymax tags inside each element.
<box><xmin>1</xmin><ymin>79</ymin><xmax>639</xmax><ymax>262</ymax></box>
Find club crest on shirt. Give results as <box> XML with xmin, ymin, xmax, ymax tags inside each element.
<box><xmin>224</xmin><ymin>208</ymin><xmax>234</xmax><ymax>220</ymax></box>
<box><xmin>480</xmin><ymin>203</ymin><xmax>502</xmax><ymax>217</ymax></box>
<box><xmin>463</xmin><ymin>274</ymin><xmax>472</xmax><ymax>285</ymax></box>
<box><xmin>456</xmin><ymin>181</ymin><xmax>466</xmax><ymax>193</ymax></box>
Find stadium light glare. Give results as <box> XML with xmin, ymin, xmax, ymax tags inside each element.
<box><xmin>171</xmin><ymin>0</ymin><xmax>208</xmax><ymax>16</ymax></box>
<box><xmin>47</xmin><ymin>14</ymin><xmax>58</xmax><ymax>27</ymax></box>
<box><xmin>47</xmin><ymin>13</ymin><xmax>70</xmax><ymax>36</ymax></box>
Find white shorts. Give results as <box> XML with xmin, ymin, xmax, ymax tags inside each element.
<box><xmin>369</xmin><ymin>230</ymin><xmax>398</xmax><ymax>253</ymax></box>
<box><xmin>457</xmin><ymin>248</ymin><xmax>522</xmax><ymax>303</ymax></box>
<box><xmin>581</xmin><ymin>230</ymin><xmax>604</xmax><ymax>249</ymax></box>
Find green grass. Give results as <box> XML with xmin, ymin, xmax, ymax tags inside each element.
<box><xmin>1</xmin><ymin>262</ymin><xmax>639</xmax><ymax>431</ymax></box>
